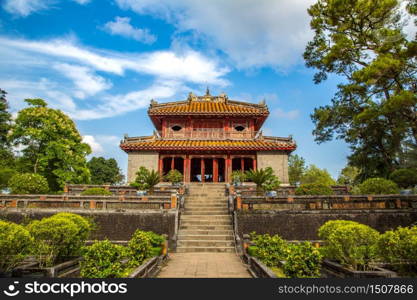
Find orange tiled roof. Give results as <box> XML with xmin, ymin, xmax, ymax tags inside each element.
<box><xmin>121</xmin><ymin>138</ymin><xmax>296</xmax><ymax>152</ymax></box>
<box><xmin>148</xmin><ymin>100</ymin><xmax>269</xmax><ymax>116</ymax></box>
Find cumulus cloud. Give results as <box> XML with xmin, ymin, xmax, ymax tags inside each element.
<box><xmin>82</xmin><ymin>135</ymin><xmax>103</xmax><ymax>154</ymax></box>
<box><xmin>53</xmin><ymin>63</ymin><xmax>112</xmax><ymax>99</ymax></box>
<box><xmin>0</xmin><ymin>35</ymin><xmax>229</xmax><ymax>120</ymax></box>
<box><xmin>272</xmin><ymin>108</ymin><xmax>300</xmax><ymax>120</ymax></box>
<box><xmin>103</xmin><ymin>16</ymin><xmax>156</xmax><ymax>44</ymax></box>
<box><xmin>116</xmin><ymin>0</ymin><xmax>316</xmax><ymax>70</ymax></box>
<box><xmin>2</xmin><ymin>0</ymin><xmax>54</xmax><ymax>17</ymax></box>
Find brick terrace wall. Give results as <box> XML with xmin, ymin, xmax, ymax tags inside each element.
<box><xmin>0</xmin><ymin>209</ymin><xmax>176</xmax><ymax>241</ymax></box>
<box><xmin>236</xmin><ymin>209</ymin><xmax>417</xmax><ymax>240</ymax></box>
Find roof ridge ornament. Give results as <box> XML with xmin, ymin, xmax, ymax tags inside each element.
<box><xmin>259</xmin><ymin>98</ymin><xmax>266</xmax><ymax>106</ymax></box>
<box><xmin>205</xmin><ymin>86</ymin><xmax>210</xmax><ymax>96</ymax></box>
<box><xmin>150</xmin><ymin>99</ymin><xmax>158</xmax><ymax>107</ymax></box>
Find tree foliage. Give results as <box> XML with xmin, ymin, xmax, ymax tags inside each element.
<box><xmin>87</xmin><ymin>157</ymin><xmax>124</xmax><ymax>185</ymax></box>
<box><xmin>11</xmin><ymin>99</ymin><xmax>91</xmax><ymax>191</ymax></box>
<box><xmin>130</xmin><ymin>166</ymin><xmax>161</xmax><ymax>192</ymax></box>
<box><xmin>337</xmin><ymin>165</ymin><xmax>360</xmax><ymax>186</ymax></box>
<box><xmin>288</xmin><ymin>154</ymin><xmax>307</xmax><ymax>185</ymax></box>
<box><xmin>300</xmin><ymin>164</ymin><xmax>336</xmax><ymax>186</ymax></box>
<box><xmin>0</xmin><ymin>89</ymin><xmax>14</xmax><ymax>169</ymax></box>
<box><xmin>304</xmin><ymin>0</ymin><xmax>417</xmax><ymax>181</ymax></box>
<box><xmin>8</xmin><ymin>173</ymin><xmax>49</xmax><ymax>194</ymax></box>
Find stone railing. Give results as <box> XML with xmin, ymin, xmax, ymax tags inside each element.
<box><xmin>234</xmin><ymin>194</ymin><xmax>417</xmax><ymax>211</ymax></box>
<box><xmin>0</xmin><ymin>194</ymin><xmax>180</xmax><ymax>210</ymax></box>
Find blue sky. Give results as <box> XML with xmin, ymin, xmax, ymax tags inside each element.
<box><xmin>0</xmin><ymin>0</ymin><xmax>357</xmax><ymax>179</ymax></box>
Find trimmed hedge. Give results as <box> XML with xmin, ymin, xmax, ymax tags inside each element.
<box><xmin>295</xmin><ymin>183</ymin><xmax>334</xmax><ymax>195</ymax></box>
<box><xmin>9</xmin><ymin>173</ymin><xmax>49</xmax><ymax>194</ymax></box>
<box><xmin>80</xmin><ymin>187</ymin><xmax>112</xmax><ymax>196</ymax></box>
<box><xmin>357</xmin><ymin>177</ymin><xmax>399</xmax><ymax>195</ymax></box>
<box><xmin>378</xmin><ymin>226</ymin><xmax>417</xmax><ymax>264</ymax></box>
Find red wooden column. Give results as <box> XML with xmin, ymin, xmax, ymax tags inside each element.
<box><xmin>226</xmin><ymin>154</ymin><xmax>231</xmax><ymax>182</ymax></box>
<box><xmin>213</xmin><ymin>158</ymin><xmax>219</xmax><ymax>183</ymax></box>
<box><xmin>183</xmin><ymin>157</ymin><xmax>187</xmax><ymax>182</ymax></box>
<box><xmin>241</xmin><ymin>157</ymin><xmax>244</xmax><ymax>172</ymax></box>
<box><xmin>158</xmin><ymin>156</ymin><xmax>163</xmax><ymax>176</ymax></box>
<box><xmin>201</xmin><ymin>158</ymin><xmax>205</xmax><ymax>182</ymax></box>
<box><xmin>253</xmin><ymin>157</ymin><xmax>257</xmax><ymax>171</ymax></box>
<box><xmin>171</xmin><ymin>157</ymin><xmax>175</xmax><ymax>170</ymax></box>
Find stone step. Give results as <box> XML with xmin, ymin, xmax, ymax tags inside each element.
<box><xmin>177</xmin><ymin>240</ymin><xmax>235</xmax><ymax>247</ymax></box>
<box><xmin>179</xmin><ymin>225</ymin><xmax>233</xmax><ymax>230</ymax></box>
<box><xmin>181</xmin><ymin>220</ymin><xmax>231</xmax><ymax>226</ymax></box>
<box><xmin>179</xmin><ymin>229</ymin><xmax>233</xmax><ymax>235</ymax></box>
<box><xmin>178</xmin><ymin>234</ymin><xmax>234</xmax><ymax>241</ymax></box>
<box><xmin>184</xmin><ymin>210</ymin><xmax>229</xmax><ymax>215</ymax></box>
<box><xmin>181</xmin><ymin>215</ymin><xmax>231</xmax><ymax>220</ymax></box>
<box><xmin>176</xmin><ymin>246</ymin><xmax>235</xmax><ymax>253</ymax></box>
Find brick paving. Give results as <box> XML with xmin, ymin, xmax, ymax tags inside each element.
<box><xmin>157</xmin><ymin>253</ymin><xmax>251</xmax><ymax>278</ymax></box>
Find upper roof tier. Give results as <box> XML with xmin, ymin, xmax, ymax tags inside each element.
<box><xmin>148</xmin><ymin>91</ymin><xmax>269</xmax><ymax>117</ymax></box>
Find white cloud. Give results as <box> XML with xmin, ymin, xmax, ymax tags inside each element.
<box><xmin>103</xmin><ymin>16</ymin><xmax>156</xmax><ymax>44</ymax></box>
<box><xmin>82</xmin><ymin>135</ymin><xmax>103</xmax><ymax>154</ymax></box>
<box><xmin>2</xmin><ymin>0</ymin><xmax>54</xmax><ymax>17</ymax></box>
<box><xmin>116</xmin><ymin>0</ymin><xmax>316</xmax><ymax>70</ymax></box>
<box><xmin>72</xmin><ymin>0</ymin><xmax>90</xmax><ymax>4</ymax></box>
<box><xmin>53</xmin><ymin>63</ymin><xmax>112</xmax><ymax>99</ymax></box>
<box><xmin>272</xmin><ymin>108</ymin><xmax>300</xmax><ymax>120</ymax></box>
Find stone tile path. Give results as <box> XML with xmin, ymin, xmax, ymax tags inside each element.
<box><xmin>157</xmin><ymin>253</ymin><xmax>251</xmax><ymax>278</ymax></box>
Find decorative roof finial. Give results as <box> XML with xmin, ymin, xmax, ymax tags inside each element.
<box><xmin>205</xmin><ymin>86</ymin><xmax>210</xmax><ymax>96</ymax></box>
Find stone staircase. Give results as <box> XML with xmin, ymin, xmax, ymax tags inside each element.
<box><xmin>176</xmin><ymin>183</ymin><xmax>235</xmax><ymax>253</ymax></box>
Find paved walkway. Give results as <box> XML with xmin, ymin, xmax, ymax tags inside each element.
<box><xmin>157</xmin><ymin>253</ymin><xmax>252</xmax><ymax>278</ymax></box>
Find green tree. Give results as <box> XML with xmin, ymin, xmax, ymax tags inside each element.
<box><xmin>87</xmin><ymin>157</ymin><xmax>124</xmax><ymax>185</ymax></box>
<box><xmin>288</xmin><ymin>154</ymin><xmax>306</xmax><ymax>185</ymax></box>
<box><xmin>337</xmin><ymin>165</ymin><xmax>360</xmax><ymax>186</ymax></box>
<box><xmin>10</xmin><ymin>99</ymin><xmax>91</xmax><ymax>191</ymax></box>
<box><xmin>304</xmin><ymin>0</ymin><xmax>417</xmax><ymax>181</ymax></box>
<box><xmin>0</xmin><ymin>89</ymin><xmax>14</xmax><ymax>168</ymax></box>
<box><xmin>300</xmin><ymin>165</ymin><xmax>336</xmax><ymax>186</ymax></box>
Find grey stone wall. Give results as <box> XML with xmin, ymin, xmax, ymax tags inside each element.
<box><xmin>236</xmin><ymin>210</ymin><xmax>417</xmax><ymax>240</ymax></box>
<box><xmin>127</xmin><ymin>151</ymin><xmax>159</xmax><ymax>182</ymax></box>
<box><xmin>0</xmin><ymin>209</ymin><xmax>176</xmax><ymax>241</ymax></box>
<box><xmin>256</xmin><ymin>151</ymin><xmax>289</xmax><ymax>184</ymax></box>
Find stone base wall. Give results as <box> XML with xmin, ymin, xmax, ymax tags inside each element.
<box><xmin>127</xmin><ymin>151</ymin><xmax>159</xmax><ymax>182</ymax></box>
<box><xmin>256</xmin><ymin>151</ymin><xmax>289</xmax><ymax>184</ymax></box>
<box><xmin>236</xmin><ymin>210</ymin><xmax>417</xmax><ymax>240</ymax></box>
<box><xmin>0</xmin><ymin>209</ymin><xmax>176</xmax><ymax>241</ymax></box>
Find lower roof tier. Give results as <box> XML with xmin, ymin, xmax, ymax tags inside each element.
<box><xmin>120</xmin><ymin>137</ymin><xmax>296</xmax><ymax>152</ymax></box>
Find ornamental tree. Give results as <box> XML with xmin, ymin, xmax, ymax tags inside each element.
<box><xmin>87</xmin><ymin>157</ymin><xmax>124</xmax><ymax>185</ymax></box>
<box><xmin>300</xmin><ymin>164</ymin><xmax>336</xmax><ymax>186</ymax></box>
<box><xmin>10</xmin><ymin>99</ymin><xmax>91</xmax><ymax>191</ymax></box>
<box><xmin>304</xmin><ymin>0</ymin><xmax>417</xmax><ymax>181</ymax></box>
<box><xmin>288</xmin><ymin>154</ymin><xmax>307</xmax><ymax>185</ymax></box>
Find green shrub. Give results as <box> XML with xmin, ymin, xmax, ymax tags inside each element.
<box><xmin>357</xmin><ymin>178</ymin><xmax>399</xmax><ymax>195</ymax></box>
<box><xmin>318</xmin><ymin>220</ymin><xmax>361</xmax><ymax>240</ymax></box>
<box><xmin>164</xmin><ymin>169</ymin><xmax>183</xmax><ymax>184</ymax></box>
<box><xmin>324</xmin><ymin>223</ymin><xmax>380</xmax><ymax>270</ymax></box>
<box><xmin>48</xmin><ymin>213</ymin><xmax>93</xmax><ymax>242</ymax></box>
<box><xmin>127</xmin><ymin>230</ymin><xmax>152</xmax><ymax>267</ymax></box>
<box><xmin>245</xmin><ymin>168</ymin><xmax>280</xmax><ymax>192</ymax></box>
<box><xmin>27</xmin><ymin>216</ymin><xmax>83</xmax><ymax>266</ymax></box>
<box><xmin>80</xmin><ymin>240</ymin><xmax>128</xmax><ymax>278</ymax></box>
<box><xmin>248</xmin><ymin>232</ymin><xmax>288</xmax><ymax>267</ymax></box>
<box><xmin>0</xmin><ymin>168</ymin><xmax>17</xmax><ymax>190</ymax></box>
<box><xmin>80</xmin><ymin>187</ymin><xmax>112</xmax><ymax>196</ymax></box>
<box><xmin>130</xmin><ymin>166</ymin><xmax>161</xmax><ymax>192</ymax></box>
<box><xmin>231</xmin><ymin>171</ymin><xmax>246</xmax><ymax>184</ymax></box>
<box><xmin>0</xmin><ymin>220</ymin><xmax>34</xmax><ymax>273</ymax></box>
<box><xmin>283</xmin><ymin>242</ymin><xmax>322</xmax><ymax>278</ymax></box>
<box><xmin>389</xmin><ymin>169</ymin><xmax>417</xmax><ymax>189</ymax></box>
<box><xmin>295</xmin><ymin>183</ymin><xmax>334</xmax><ymax>195</ymax></box>
<box><xmin>9</xmin><ymin>173</ymin><xmax>49</xmax><ymax>194</ymax></box>
<box><xmin>378</xmin><ymin>226</ymin><xmax>417</xmax><ymax>264</ymax></box>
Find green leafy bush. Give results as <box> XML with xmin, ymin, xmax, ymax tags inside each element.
<box><xmin>27</xmin><ymin>214</ymin><xmax>91</xmax><ymax>266</ymax></box>
<box><xmin>8</xmin><ymin>173</ymin><xmax>49</xmax><ymax>194</ymax></box>
<box><xmin>248</xmin><ymin>232</ymin><xmax>288</xmax><ymax>267</ymax></box>
<box><xmin>245</xmin><ymin>168</ymin><xmax>280</xmax><ymax>192</ymax></box>
<box><xmin>283</xmin><ymin>242</ymin><xmax>322</xmax><ymax>278</ymax></box>
<box><xmin>324</xmin><ymin>223</ymin><xmax>380</xmax><ymax>270</ymax></box>
<box><xmin>80</xmin><ymin>240</ymin><xmax>128</xmax><ymax>278</ymax></box>
<box><xmin>231</xmin><ymin>171</ymin><xmax>246</xmax><ymax>184</ymax></box>
<box><xmin>389</xmin><ymin>169</ymin><xmax>417</xmax><ymax>189</ymax></box>
<box><xmin>127</xmin><ymin>230</ymin><xmax>152</xmax><ymax>267</ymax></box>
<box><xmin>0</xmin><ymin>168</ymin><xmax>17</xmax><ymax>190</ymax></box>
<box><xmin>295</xmin><ymin>183</ymin><xmax>334</xmax><ymax>195</ymax></box>
<box><xmin>0</xmin><ymin>220</ymin><xmax>34</xmax><ymax>273</ymax></box>
<box><xmin>357</xmin><ymin>178</ymin><xmax>399</xmax><ymax>195</ymax></box>
<box><xmin>318</xmin><ymin>220</ymin><xmax>361</xmax><ymax>240</ymax></box>
<box><xmin>378</xmin><ymin>226</ymin><xmax>417</xmax><ymax>264</ymax></box>
<box><xmin>130</xmin><ymin>166</ymin><xmax>161</xmax><ymax>192</ymax></box>
<box><xmin>48</xmin><ymin>213</ymin><xmax>94</xmax><ymax>242</ymax></box>
<box><xmin>80</xmin><ymin>187</ymin><xmax>112</xmax><ymax>196</ymax></box>
<box><xmin>164</xmin><ymin>169</ymin><xmax>183</xmax><ymax>184</ymax></box>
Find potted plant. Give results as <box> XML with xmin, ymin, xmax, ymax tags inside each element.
<box><xmin>164</xmin><ymin>169</ymin><xmax>183</xmax><ymax>187</ymax></box>
<box><xmin>231</xmin><ymin>170</ymin><xmax>246</xmax><ymax>187</ymax></box>
<box><xmin>130</xmin><ymin>166</ymin><xmax>161</xmax><ymax>195</ymax></box>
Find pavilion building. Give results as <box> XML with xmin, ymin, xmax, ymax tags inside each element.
<box><xmin>120</xmin><ymin>90</ymin><xmax>296</xmax><ymax>184</ymax></box>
